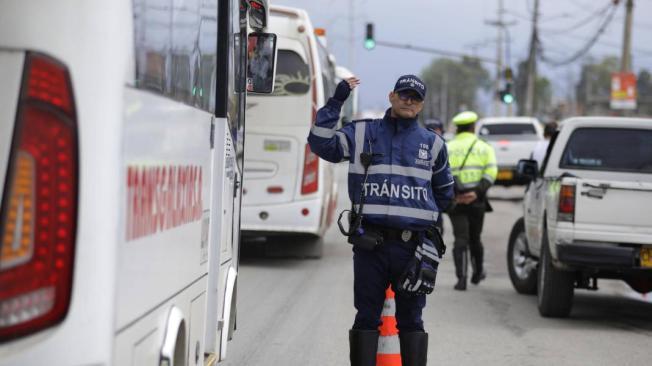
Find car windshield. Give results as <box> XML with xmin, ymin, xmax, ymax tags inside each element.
<box><xmin>478</xmin><ymin>123</ymin><xmax>539</xmax><ymax>141</ymax></box>
<box><xmin>560</xmin><ymin>127</ymin><xmax>652</xmax><ymax>173</ymax></box>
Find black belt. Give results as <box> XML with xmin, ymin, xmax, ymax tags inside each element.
<box><xmin>363</xmin><ymin>224</ymin><xmax>420</xmax><ymax>243</ymax></box>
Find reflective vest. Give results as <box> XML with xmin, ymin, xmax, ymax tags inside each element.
<box><xmin>447</xmin><ymin>132</ymin><xmax>497</xmax><ymax>190</ymax></box>
<box><xmin>308</xmin><ymin>99</ymin><xmax>454</xmax><ymax>231</ymax></box>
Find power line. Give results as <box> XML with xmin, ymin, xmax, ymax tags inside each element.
<box><xmin>540</xmin><ymin>2</ymin><xmax>613</xmax><ymax>35</ymax></box>
<box><xmin>543</xmin><ymin>31</ymin><xmax>652</xmax><ymax>56</ymax></box>
<box><xmin>614</xmin><ymin>16</ymin><xmax>652</xmax><ymax>30</ymax></box>
<box><xmin>539</xmin><ymin>2</ymin><xmax>618</xmax><ymax>66</ymax></box>
<box><xmin>373</xmin><ymin>40</ymin><xmax>498</xmax><ymax>64</ymax></box>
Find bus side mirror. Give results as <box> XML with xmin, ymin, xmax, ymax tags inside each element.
<box><xmin>516</xmin><ymin>159</ymin><xmax>539</xmax><ymax>183</ymax></box>
<box><xmin>246</xmin><ymin>32</ymin><xmax>277</xmax><ymax>94</ymax></box>
<box><xmin>247</xmin><ymin>0</ymin><xmax>269</xmax><ymax>31</ymax></box>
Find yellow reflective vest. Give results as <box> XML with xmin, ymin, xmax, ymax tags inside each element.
<box><xmin>447</xmin><ymin>132</ymin><xmax>497</xmax><ymax>190</ymax></box>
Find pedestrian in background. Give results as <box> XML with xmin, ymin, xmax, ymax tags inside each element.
<box><xmin>308</xmin><ymin>75</ymin><xmax>454</xmax><ymax>366</ymax></box>
<box><xmin>446</xmin><ymin>111</ymin><xmax>497</xmax><ymax>291</ymax></box>
<box><xmin>531</xmin><ymin>121</ymin><xmax>558</xmax><ymax>167</ymax></box>
<box><xmin>424</xmin><ymin>117</ymin><xmax>447</xmax><ymax>234</ymax></box>
<box><xmin>424</xmin><ymin>117</ymin><xmax>444</xmax><ymax>136</ymax></box>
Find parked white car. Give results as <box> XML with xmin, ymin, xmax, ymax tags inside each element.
<box><xmin>507</xmin><ymin>117</ymin><xmax>652</xmax><ymax>317</ymax></box>
<box><xmin>476</xmin><ymin>117</ymin><xmax>543</xmax><ymax>185</ymax></box>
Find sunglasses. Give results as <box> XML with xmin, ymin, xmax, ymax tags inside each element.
<box><xmin>396</xmin><ymin>90</ymin><xmax>423</xmax><ymax>103</ymax></box>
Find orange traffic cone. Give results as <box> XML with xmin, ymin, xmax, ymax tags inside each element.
<box><xmin>377</xmin><ymin>286</ymin><xmax>401</xmax><ymax>366</ymax></box>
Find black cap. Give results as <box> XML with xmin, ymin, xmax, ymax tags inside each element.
<box><xmin>394</xmin><ymin>74</ymin><xmax>426</xmax><ymax>99</ymax></box>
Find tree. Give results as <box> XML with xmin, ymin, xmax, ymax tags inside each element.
<box><xmin>419</xmin><ymin>57</ymin><xmax>490</xmax><ymax>126</ymax></box>
<box><xmin>637</xmin><ymin>70</ymin><xmax>652</xmax><ymax>116</ymax></box>
<box><xmin>514</xmin><ymin>60</ymin><xmax>553</xmax><ymax>116</ymax></box>
<box><xmin>574</xmin><ymin>56</ymin><xmax>652</xmax><ymax>116</ymax></box>
<box><xmin>575</xmin><ymin>56</ymin><xmax>619</xmax><ymax>115</ymax></box>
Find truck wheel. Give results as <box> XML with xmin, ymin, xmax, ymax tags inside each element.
<box><xmin>537</xmin><ymin>230</ymin><xmax>575</xmax><ymax>318</ymax></box>
<box><xmin>507</xmin><ymin>218</ymin><xmax>537</xmax><ymax>295</ymax></box>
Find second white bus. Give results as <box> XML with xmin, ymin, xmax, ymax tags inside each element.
<box><xmin>241</xmin><ymin>5</ymin><xmax>339</xmax><ymax>257</ymax></box>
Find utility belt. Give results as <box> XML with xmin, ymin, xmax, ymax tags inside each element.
<box><xmin>361</xmin><ymin>224</ymin><xmax>420</xmax><ymax>244</ymax></box>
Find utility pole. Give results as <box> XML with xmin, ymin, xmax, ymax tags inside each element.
<box><xmin>621</xmin><ymin>0</ymin><xmax>633</xmax><ymax>72</ymax></box>
<box><xmin>485</xmin><ymin>0</ymin><xmax>515</xmax><ymax>116</ymax></box>
<box><xmin>494</xmin><ymin>0</ymin><xmax>504</xmax><ymax>116</ymax></box>
<box><xmin>524</xmin><ymin>0</ymin><xmax>540</xmax><ymax>116</ymax></box>
<box><xmin>349</xmin><ymin>0</ymin><xmax>355</xmax><ymax>68</ymax></box>
<box><xmin>485</xmin><ymin>0</ymin><xmax>504</xmax><ymax>116</ymax></box>
<box><xmin>441</xmin><ymin>72</ymin><xmax>449</xmax><ymax>124</ymax></box>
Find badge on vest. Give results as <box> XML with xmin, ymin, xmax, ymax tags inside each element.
<box><xmin>401</xmin><ymin>230</ymin><xmax>412</xmax><ymax>242</ymax></box>
<box><xmin>418</xmin><ymin>149</ymin><xmax>428</xmax><ymax>160</ymax></box>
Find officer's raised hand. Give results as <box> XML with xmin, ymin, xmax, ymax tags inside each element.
<box><xmin>333</xmin><ymin>77</ymin><xmax>360</xmax><ymax>102</ymax></box>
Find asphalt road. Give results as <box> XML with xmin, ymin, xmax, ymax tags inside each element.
<box><xmin>226</xmin><ymin>170</ymin><xmax>652</xmax><ymax>366</ymax></box>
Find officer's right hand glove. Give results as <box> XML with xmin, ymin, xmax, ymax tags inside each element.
<box><xmin>397</xmin><ymin>237</ymin><xmax>442</xmax><ymax>296</ymax></box>
<box><xmin>332</xmin><ymin>79</ymin><xmax>352</xmax><ymax>102</ymax></box>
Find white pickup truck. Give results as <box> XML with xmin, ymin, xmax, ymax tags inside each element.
<box><xmin>476</xmin><ymin>117</ymin><xmax>543</xmax><ymax>185</ymax></box>
<box><xmin>507</xmin><ymin>117</ymin><xmax>652</xmax><ymax>317</ymax></box>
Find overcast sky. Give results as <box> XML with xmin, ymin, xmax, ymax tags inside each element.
<box><xmin>274</xmin><ymin>0</ymin><xmax>652</xmax><ymax>115</ymax></box>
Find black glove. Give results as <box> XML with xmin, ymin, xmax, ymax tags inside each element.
<box><xmin>397</xmin><ymin>237</ymin><xmax>442</xmax><ymax>296</ymax></box>
<box><xmin>333</xmin><ymin>79</ymin><xmax>352</xmax><ymax>102</ymax></box>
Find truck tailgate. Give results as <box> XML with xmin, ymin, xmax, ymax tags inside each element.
<box><xmin>575</xmin><ymin>178</ymin><xmax>652</xmax><ymax>232</ymax></box>
<box><xmin>0</xmin><ymin>50</ymin><xmax>25</xmax><ymax>205</ymax></box>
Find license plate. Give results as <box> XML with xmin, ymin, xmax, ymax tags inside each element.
<box><xmin>263</xmin><ymin>139</ymin><xmax>290</xmax><ymax>152</ymax></box>
<box><xmin>641</xmin><ymin>247</ymin><xmax>652</xmax><ymax>268</ymax></box>
<box><xmin>497</xmin><ymin>169</ymin><xmax>513</xmax><ymax>181</ymax></box>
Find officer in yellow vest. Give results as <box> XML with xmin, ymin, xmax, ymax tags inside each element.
<box><xmin>446</xmin><ymin>111</ymin><xmax>497</xmax><ymax>291</ymax></box>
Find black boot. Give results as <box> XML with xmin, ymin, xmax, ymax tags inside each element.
<box><xmin>470</xmin><ymin>270</ymin><xmax>486</xmax><ymax>285</ymax></box>
<box><xmin>349</xmin><ymin>329</ymin><xmax>379</xmax><ymax>366</ymax></box>
<box><xmin>453</xmin><ymin>247</ymin><xmax>467</xmax><ymax>291</ymax></box>
<box><xmin>399</xmin><ymin>331</ymin><xmax>428</xmax><ymax>366</ymax></box>
<box><xmin>470</xmin><ymin>246</ymin><xmax>486</xmax><ymax>285</ymax></box>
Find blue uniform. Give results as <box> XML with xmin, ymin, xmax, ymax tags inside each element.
<box><xmin>308</xmin><ymin>98</ymin><xmax>454</xmax><ymax>332</ymax></box>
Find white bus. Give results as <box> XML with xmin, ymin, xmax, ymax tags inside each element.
<box><xmin>241</xmin><ymin>5</ymin><xmax>339</xmax><ymax>257</ymax></box>
<box><xmin>0</xmin><ymin>0</ymin><xmax>276</xmax><ymax>364</ymax></box>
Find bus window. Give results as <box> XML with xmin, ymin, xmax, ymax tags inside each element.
<box><xmin>134</xmin><ymin>0</ymin><xmax>218</xmax><ymax>114</ymax></box>
<box><xmin>197</xmin><ymin>6</ymin><xmax>218</xmax><ymax>112</ymax></box>
<box><xmin>134</xmin><ymin>0</ymin><xmax>170</xmax><ymax>94</ymax></box>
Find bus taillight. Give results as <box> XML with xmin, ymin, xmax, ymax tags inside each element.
<box><xmin>0</xmin><ymin>53</ymin><xmax>78</xmax><ymax>342</ymax></box>
<box><xmin>301</xmin><ymin>144</ymin><xmax>319</xmax><ymax>195</ymax></box>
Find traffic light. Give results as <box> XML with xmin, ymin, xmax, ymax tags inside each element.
<box><xmin>499</xmin><ymin>67</ymin><xmax>514</xmax><ymax>104</ymax></box>
<box><xmin>499</xmin><ymin>82</ymin><xmax>514</xmax><ymax>104</ymax></box>
<box><xmin>364</xmin><ymin>23</ymin><xmax>375</xmax><ymax>50</ymax></box>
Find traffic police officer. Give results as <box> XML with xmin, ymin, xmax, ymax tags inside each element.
<box><xmin>446</xmin><ymin>111</ymin><xmax>497</xmax><ymax>291</ymax></box>
<box><xmin>308</xmin><ymin>75</ymin><xmax>454</xmax><ymax>366</ymax></box>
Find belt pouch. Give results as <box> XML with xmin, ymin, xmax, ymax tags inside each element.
<box><xmin>348</xmin><ymin>231</ymin><xmax>383</xmax><ymax>251</ymax></box>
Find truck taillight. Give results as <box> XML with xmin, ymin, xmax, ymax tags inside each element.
<box><xmin>0</xmin><ymin>53</ymin><xmax>78</xmax><ymax>342</ymax></box>
<box><xmin>301</xmin><ymin>144</ymin><xmax>319</xmax><ymax>195</ymax></box>
<box><xmin>558</xmin><ymin>184</ymin><xmax>575</xmax><ymax>222</ymax></box>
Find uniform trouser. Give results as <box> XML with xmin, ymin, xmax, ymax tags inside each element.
<box><xmin>449</xmin><ymin>205</ymin><xmax>486</xmax><ymax>279</ymax></box>
<box><xmin>352</xmin><ymin>239</ymin><xmax>426</xmax><ymax>332</ymax></box>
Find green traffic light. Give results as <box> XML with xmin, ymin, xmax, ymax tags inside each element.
<box><xmin>502</xmin><ymin>93</ymin><xmax>514</xmax><ymax>104</ymax></box>
<box><xmin>364</xmin><ymin>39</ymin><xmax>376</xmax><ymax>50</ymax></box>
